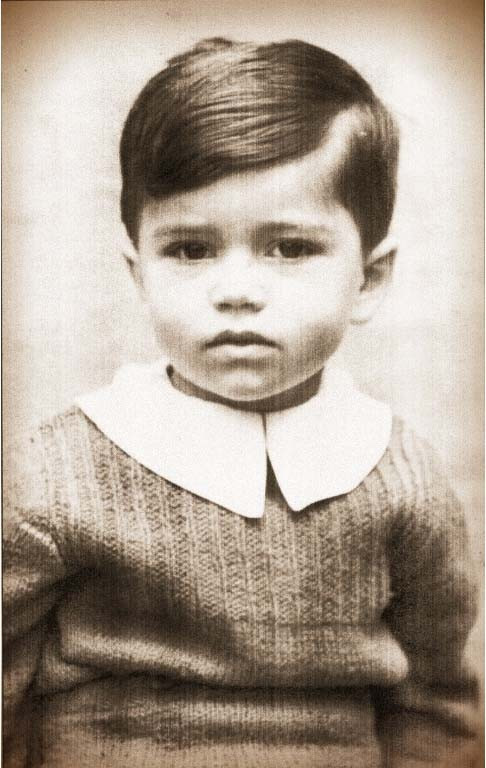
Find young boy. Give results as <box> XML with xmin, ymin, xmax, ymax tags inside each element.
<box><xmin>4</xmin><ymin>38</ymin><xmax>479</xmax><ymax>768</ymax></box>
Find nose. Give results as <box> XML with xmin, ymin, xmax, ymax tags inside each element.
<box><xmin>208</xmin><ymin>248</ymin><xmax>267</xmax><ymax>313</ymax></box>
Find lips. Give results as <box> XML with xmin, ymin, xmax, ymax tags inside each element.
<box><xmin>205</xmin><ymin>331</ymin><xmax>278</xmax><ymax>348</ymax></box>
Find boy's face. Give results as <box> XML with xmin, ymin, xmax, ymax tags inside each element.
<box><xmin>132</xmin><ymin>143</ymin><xmax>388</xmax><ymax>407</ymax></box>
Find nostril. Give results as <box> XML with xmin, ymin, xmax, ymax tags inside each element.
<box><xmin>210</xmin><ymin>278</ymin><xmax>267</xmax><ymax>312</ymax></box>
<box><xmin>215</xmin><ymin>298</ymin><xmax>263</xmax><ymax>312</ymax></box>
<box><xmin>216</xmin><ymin>301</ymin><xmax>232</xmax><ymax>312</ymax></box>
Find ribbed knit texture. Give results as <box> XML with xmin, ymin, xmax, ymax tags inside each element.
<box><xmin>3</xmin><ymin>407</ymin><xmax>479</xmax><ymax>768</ymax></box>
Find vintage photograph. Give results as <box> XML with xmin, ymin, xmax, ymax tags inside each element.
<box><xmin>3</xmin><ymin>1</ymin><xmax>483</xmax><ymax>766</ymax></box>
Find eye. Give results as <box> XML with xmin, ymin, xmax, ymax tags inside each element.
<box><xmin>268</xmin><ymin>239</ymin><xmax>323</xmax><ymax>260</ymax></box>
<box><xmin>163</xmin><ymin>241</ymin><xmax>212</xmax><ymax>261</ymax></box>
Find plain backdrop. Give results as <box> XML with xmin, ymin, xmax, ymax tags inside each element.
<box><xmin>3</xmin><ymin>0</ymin><xmax>483</xmax><ymax>581</ymax></box>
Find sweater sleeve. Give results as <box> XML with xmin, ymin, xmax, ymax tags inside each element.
<box><xmin>374</xmin><ymin>425</ymin><xmax>480</xmax><ymax>768</ymax></box>
<box><xmin>3</xmin><ymin>432</ymin><xmax>74</xmax><ymax>768</ymax></box>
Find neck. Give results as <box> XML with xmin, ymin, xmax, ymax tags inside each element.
<box><xmin>168</xmin><ymin>369</ymin><xmax>324</xmax><ymax>412</ymax></box>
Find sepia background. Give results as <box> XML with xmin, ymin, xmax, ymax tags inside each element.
<box><xmin>3</xmin><ymin>0</ymin><xmax>483</xmax><ymax>609</ymax></box>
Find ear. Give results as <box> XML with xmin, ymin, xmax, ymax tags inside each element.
<box><xmin>119</xmin><ymin>227</ymin><xmax>145</xmax><ymax>297</ymax></box>
<box><xmin>351</xmin><ymin>235</ymin><xmax>397</xmax><ymax>324</ymax></box>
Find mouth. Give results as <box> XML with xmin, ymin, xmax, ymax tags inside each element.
<box><xmin>204</xmin><ymin>331</ymin><xmax>278</xmax><ymax>349</ymax></box>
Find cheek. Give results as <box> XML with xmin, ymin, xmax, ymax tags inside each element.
<box><xmin>283</xmin><ymin>276</ymin><xmax>359</xmax><ymax>362</ymax></box>
<box><xmin>145</xmin><ymin>286</ymin><xmax>208</xmax><ymax>363</ymax></box>
<box><xmin>290</xmin><ymin>320</ymin><xmax>345</xmax><ymax>366</ymax></box>
<box><xmin>144</xmin><ymin>271</ymin><xmax>185</xmax><ymax>324</ymax></box>
<box><xmin>290</xmin><ymin>274</ymin><xmax>359</xmax><ymax>329</ymax></box>
<box><xmin>143</xmin><ymin>287</ymin><xmax>184</xmax><ymax>350</ymax></box>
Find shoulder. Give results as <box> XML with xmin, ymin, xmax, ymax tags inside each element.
<box><xmin>384</xmin><ymin>415</ymin><xmax>452</xmax><ymax>487</ymax></box>
<box><xmin>37</xmin><ymin>403</ymin><xmax>111</xmax><ymax>462</ymax></box>
<box><xmin>6</xmin><ymin>403</ymin><xmax>154</xmax><ymax>494</ymax></box>
<box><xmin>6</xmin><ymin>402</ymin><xmax>183</xmax><ymax>518</ymax></box>
<box><xmin>5</xmin><ymin>406</ymin><xmax>120</xmax><ymax>529</ymax></box>
<box><xmin>373</xmin><ymin>414</ymin><xmax>454</xmax><ymax>493</ymax></box>
<box><xmin>5</xmin><ymin>406</ymin><xmax>162</xmax><ymax>565</ymax></box>
<box><xmin>373</xmin><ymin>415</ymin><xmax>467</xmax><ymax>542</ymax></box>
<box><xmin>7</xmin><ymin>406</ymin><xmax>109</xmax><ymax>485</ymax></box>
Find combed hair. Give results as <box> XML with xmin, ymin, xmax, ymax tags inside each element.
<box><xmin>120</xmin><ymin>38</ymin><xmax>399</xmax><ymax>253</ymax></box>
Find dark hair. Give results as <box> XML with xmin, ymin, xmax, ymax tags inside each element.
<box><xmin>120</xmin><ymin>38</ymin><xmax>399</xmax><ymax>254</ymax></box>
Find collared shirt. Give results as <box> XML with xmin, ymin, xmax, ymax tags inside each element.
<box><xmin>75</xmin><ymin>360</ymin><xmax>391</xmax><ymax>519</ymax></box>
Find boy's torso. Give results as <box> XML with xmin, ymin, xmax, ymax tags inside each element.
<box><xmin>5</xmin><ymin>403</ymin><xmax>460</xmax><ymax>768</ymax></box>
<box><xmin>34</xmin><ymin>407</ymin><xmax>407</xmax><ymax>694</ymax></box>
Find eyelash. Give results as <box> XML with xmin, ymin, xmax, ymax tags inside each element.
<box><xmin>164</xmin><ymin>242</ymin><xmax>211</xmax><ymax>261</ymax></box>
<box><xmin>162</xmin><ymin>239</ymin><xmax>325</xmax><ymax>261</ymax></box>
<box><xmin>268</xmin><ymin>239</ymin><xmax>323</xmax><ymax>259</ymax></box>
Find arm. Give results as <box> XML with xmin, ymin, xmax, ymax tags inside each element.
<box><xmin>375</xmin><ymin>428</ymin><xmax>480</xmax><ymax>768</ymax></box>
<box><xmin>3</xmin><ymin>434</ymin><xmax>72</xmax><ymax>767</ymax></box>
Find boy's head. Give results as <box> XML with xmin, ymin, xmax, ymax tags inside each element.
<box><xmin>120</xmin><ymin>37</ymin><xmax>398</xmax><ymax>255</ymax></box>
<box><xmin>120</xmin><ymin>38</ymin><xmax>399</xmax><ymax>409</ymax></box>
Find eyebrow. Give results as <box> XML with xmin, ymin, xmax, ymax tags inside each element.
<box><xmin>151</xmin><ymin>224</ymin><xmax>220</xmax><ymax>239</ymax></box>
<box><xmin>256</xmin><ymin>222</ymin><xmax>333</xmax><ymax>236</ymax></box>
<box><xmin>151</xmin><ymin>221</ymin><xmax>334</xmax><ymax>239</ymax></box>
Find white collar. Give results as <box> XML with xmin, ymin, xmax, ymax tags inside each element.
<box><xmin>75</xmin><ymin>360</ymin><xmax>391</xmax><ymax>519</ymax></box>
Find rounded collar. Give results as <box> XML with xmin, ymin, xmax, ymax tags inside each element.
<box><xmin>75</xmin><ymin>359</ymin><xmax>392</xmax><ymax>518</ymax></box>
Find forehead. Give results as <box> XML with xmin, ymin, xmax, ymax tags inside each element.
<box><xmin>140</xmin><ymin>110</ymin><xmax>358</xmax><ymax>233</ymax></box>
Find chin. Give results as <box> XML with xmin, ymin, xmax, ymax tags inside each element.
<box><xmin>212</xmin><ymin>366</ymin><xmax>325</xmax><ymax>410</ymax></box>
<box><xmin>212</xmin><ymin>374</ymin><xmax>279</xmax><ymax>403</ymax></box>
<box><xmin>217</xmin><ymin>384</ymin><xmax>273</xmax><ymax>403</ymax></box>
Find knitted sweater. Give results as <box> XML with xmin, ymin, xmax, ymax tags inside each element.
<box><xmin>3</xmin><ymin>406</ymin><xmax>479</xmax><ymax>768</ymax></box>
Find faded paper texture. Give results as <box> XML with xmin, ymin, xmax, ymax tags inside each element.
<box><xmin>2</xmin><ymin>0</ymin><xmax>483</xmax><ymax>766</ymax></box>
